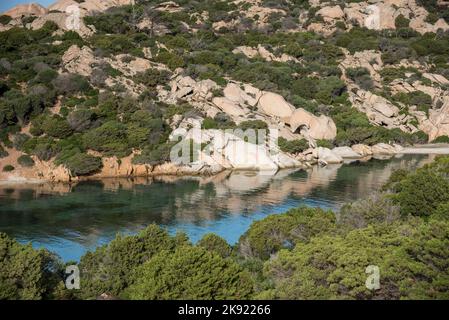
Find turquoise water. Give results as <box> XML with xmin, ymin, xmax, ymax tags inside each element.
<box><xmin>0</xmin><ymin>154</ymin><xmax>434</xmax><ymax>261</ymax></box>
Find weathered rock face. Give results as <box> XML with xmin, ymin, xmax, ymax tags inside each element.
<box><xmin>223</xmin><ymin>82</ymin><xmax>259</xmax><ymax>107</ymax></box>
<box><xmin>316</xmin><ymin>147</ymin><xmax>343</xmax><ymax>164</ymax></box>
<box><xmin>352</xmin><ymin>144</ymin><xmax>373</xmax><ymax>157</ymax></box>
<box><xmin>104</xmin><ymin>54</ymin><xmax>152</xmax><ymax>77</ymax></box>
<box><xmin>417</xmin><ymin>98</ymin><xmax>449</xmax><ymax>141</ymax></box>
<box><xmin>48</xmin><ymin>0</ymin><xmax>135</xmax><ymax>16</ymax></box>
<box><xmin>349</xmin><ymin>89</ymin><xmax>416</xmax><ymax>132</ymax></box>
<box><xmin>332</xmin><ymin>146</ymin><xmax>363</xmax><ymax>158</ymax></box>
<box><xmin>258</xmin><ymin>92</ymin><xmax>296</xmax><ymax>119</ymax></box>
<box><xmin>62</xmin><ymin>45</ymin><xmax>95</xmax><ymax>77</ymax></box>
<box><xmin>316</xmin><ymin>5</ymin><xmax>345</xmax><ymax>21</ymax></box>
<box><xmin>371</xmin><ymin>143</ymin><xmax>402</xmax><ymax>154</ymax></box>
<box><xmin>212</xmin><ymin>97</ymin><xmax>249</xmax><ymax>117</ymax></box>
<box><xmin>309</xmin><ymin>0</ymin><xmax>449</xmax><ymax>35</ymax></box>
<box><xmin>31</xmin><ymin>12</ymin><xmax>95</xmax><ymax>37</ymax></box>
<box><xmin>3</xmin><ymin>3</ymin><xmax>48</xmax><ymax>19</ymax></box>
<box><xmin>232</xmin><ymin>45</ymin><xmax>299</xmax><ymax>63</ymax></box>
<box><xmin>169</xmin><ymin>127</ymin><xmax>302</xmax><ymax>172</ymax></box>
<box><xmin>289</xmin><ymin>108</ymin><xmax>337</xmax><ymax>141</ymax></box>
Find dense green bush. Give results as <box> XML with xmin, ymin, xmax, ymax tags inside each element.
<box><xmin>2</xmin><ymin>164</ymin><xmax>14</xmax><ymax>172</ymax></box>
<box><xmin>395</xmin><ymin>14</ymin><xmax>410</xmax><ymax>28</ymax></box>
<box><xmin>125</xmin><ymin>246</ymin><xmax>254</xmax><ymax>300</ymax></box>
<box><xmin>0</xmin><ymin>233</ymin><xmax>62</xmax><ymax>300</ymax></box>
<box><xmin>432</xmin><ymin>135</ymin><xmax>449</xmax><ymax>143</ymax></box>
<box><xmin>392</xmin><ymin>91</ymin><xmax>433</xmax><ymax>115</ymax></box>
<box><xmin>238</xmin><ymin>207</ymin><xmax>336</xmax><ymax>260</ymax></box>
<box><xmin>41</xmin><ymin>115</ymin><xmax>73</xmax><ymax>139</ymax></box>
<box><xmin>338</xmin><ymin>193</ymin><xmax>401</xmax><ymax>230</ymax></box>
<box><xmin>394</xmin><ymin>168</ymin><xmax>449</xmax><ymax>217</ymax></box>
<box><xmin>132</xmin><ymin>142</ymin><xmax>175</xmax><ymax>166</ymax></box>
<box><xmin>262</xmin><ymin>220</ymin><xmax>449</xmax><ymax>299</ymax></box>
<box><xmin>61</xmin><ymin>153</ymin><xmax>103</xmax><ymax>176</ymax></box>
<box><xmin>278</xmin><ymin>137</ymin><xmax>309</xmax><ymax>154</ymax></box>
<box><xmin>0</xmin><ymin>15</ymin><xmax>12</xmax><ymax>25</ymax></box>
<box><xmin>17</xmin><ymin>154</ymin><xmax>35</xmax><ymax>167</ymax></box>
<box><xmin>22</xmin><ymin>136</ymin><xmax>60</xmax><ymax>161</ymax></box>
<box><xmin>77</xmin><ymin>225</ymin><xmax>184</xmax><ymax>299</ymax></box>
<box><xmin>82</xmin><ymin>121</ymin><xmax>131</xmax><ymax>158</ymax></box>
<box><xmin>197</xmin><ymin>233</ymin><xmax>233</xmax><ymax>258</ymax></box>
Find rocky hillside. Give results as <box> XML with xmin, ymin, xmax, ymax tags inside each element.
<box><xmin>1</xmin><ymin>0</ymin><xmax>449</xmax><ymax>182</ymax></box>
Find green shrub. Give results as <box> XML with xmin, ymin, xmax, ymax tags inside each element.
<box><xmin>238</xmin><ymin>120</ymin><xmax>268</xmax><ymax>130</ymax></box>
<box><xmin>392</xmin><ymin>91</ymin><xmax>433</xmax><ymax>115</ymax></box>
<box><xmin>42</xmin><ymin>116</ymin><xmax>73</xmax><ymax>139</ymax></box>
<box><xmin>0</xmin><ymin>15</ymin><xmax>12</xmax><ymax>25</ymax></box>
<box><xmin>395</xmin><ymin>14</ymin><xmax>410</xmax><ymax>28</ymax></box>
<box><xmin>0</xmin><ymin>233</ymin><xmax>62</xmax><ymax>300</ymax></box>
<box><xmin>2</xmin><ymin>165</ymin><xmax>14</xmax><ymax>172</ymax></box>
<box><xmin>77</xmin><ymin>225</ymin><xmax>182</xmax><ymax>299</ymax></box>
<box><xmin>67</xmin><ymin>109</ymin><xmax>97</xmax><ymax>133</ymax></box>
<box><xmin>432</xmin><ymin>135</ymin><xmax>449</xmax><ymax>143</ymax></box>
<box><xmin>62</xmin><ymin>153</ymin><xmax>102</xmax><ymax>176</ymax></box>
<box><xmin>278</xmin><ymin>137</ymin><xmax>308</xmax><ymax>154</ymax></box>
<box><xmin>132</xmin><ymin>142</ymin><xmax>175</xmax><ymax>166</ymax></box>
<box><xmin>124</xmin><ymin>246</ymin><xmax>254</xmax><ymax>300</ymax></box>
<box><xmin>197</xmin><ymin>233</ymin><xmax>232</xmax><ymax>258</ymax></box>
<box><xmin>83</xmin><ymin>121</ymin><xmax>131</xmax><ymax>158</ymax></box>
<box><xmin>394</xmin><ymin>168</ymin><xmax>449</xmax><ymax>217</ymax></box>
<box><xmin>262</xmin><ymin>220</ymin><xmax>449</xmax><ymax>299</ymax></box>
<box><xmin>17</xmin><ymin>155</ymin><xmax>35</xmax><ymax>168</ymax></box>
<box><xmin>316</xmin><ymin>139</ymin><xmax>333</xmax><ymax>149</ymax></box>
<box><xmin>238</xmin><ymin>207</ymin><xmax>336</xmax><ymax>260</ymax></box>
<box><xmin>22</xmin><ymin>136</ymin><xmax>60</xmax><ymax>161</ymax></box>
<box><xmin>338</xmin><ymin>193</ymin><xmax>401</xmax><ymax>230</ymax></box>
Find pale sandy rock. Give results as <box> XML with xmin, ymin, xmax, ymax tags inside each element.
<box><xmin>62</xmin><ymin>45</ymin><xmax>95</xmax><ymax>77</ymax></box>
<box><xmin>422</xmin><ymin>73</ymin><xmax>449</xmax><ymax>85</ymax></box>
<box><xmin>332</xmin><ymin>146</ymin><xmax>363</xmax><ymax>158</ymax></box>
<box><xmin>416</xmin><ymin>98</ymin><xmax>449</xmax><ymax>141</ymax></box>
<box><xmin>289</xmin><ymin>108</ymin><xmax>337</xmax><ymax>140</ymax></box>
<box><xmin>232</xmin><ymin>45</ymin><xmax>299</xmax><ymax>63</ymax></box>
<box><xmin>351</xmin><ymin>144</ymin><xmax>373</xmax><ymax>156</ymax></box>
<box><xmin>317</xmin><ymin>147</ymin><xmax>343</xmax><ymax>164</ymax></box>
<box><xmin>258</xmin><ymin>92</ymin><xmax>295</xmax><ymax>118</ymax></box>
<box><xmin>350</xmin><ymin>90</ymin><xmax>411</xmax><ymax>131</ymax></box>
<box><xmin>316</xmin><ymin>5</ymin><xmax>345</xmax><ymax>20</ymax></box>
<box><xmin>220</xmin><ymin>134</ymin><xmax>278</xmax><ymax>171</ymax></box>
<box><xmin>371</xmin><ymin>143</ymin><xmax>397</xmax><ymax>154</ymax></box>
<box><xmin>223</xmin><ymin>82</ymin><xmax>257</xmax><ymax>106</ymax></box>
<box><xmin>48</xmin><ymin>0</ymin><xmax>135</xmax><ymax>16</ymax></box>
<box><xmin>105</xmin><ymin>55</ymin><xmax>152</xmax><ymax>77</ymax></box>
<box><xmin>3</xmin><ymin>3</ymin><xmax>48</xmax><ymax>18</ymax></box>
<box><xmin>31</xmin><ymin>12</ymin><xmax>94</xmax><ymax>37</ymax></box>
<box><xmin>213</xmin><ymin>97</ymin><xmax>248</xmax><ymax>117</ymax></box>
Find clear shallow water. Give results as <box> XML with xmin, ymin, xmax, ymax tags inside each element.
<box><xmin>0</xmin><ymin>154</ymin><xmax>435</xmax><ymax>261</ymax></box>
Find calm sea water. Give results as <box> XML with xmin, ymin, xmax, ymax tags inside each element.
<box><xmin>0</xmin><ymin>154</ymin><xmax>434</xmax><ymax>261</ymax></box>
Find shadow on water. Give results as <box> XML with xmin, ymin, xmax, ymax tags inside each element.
<box><xmin>0</xmin><ymin>154</ymin><xmax>435</xmax><ymax>261</ymax></box>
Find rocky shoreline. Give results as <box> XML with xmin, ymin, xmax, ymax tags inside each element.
<box><xmin>1</xmin><ymin>143</ymin><xmax>448</xmax><ymax>186</ymax></box>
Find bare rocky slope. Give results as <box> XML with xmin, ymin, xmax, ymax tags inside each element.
<box><xmin>1</xmin><ymin>0</ymin><xmax>449</xmax><ymax>182</ymax></box>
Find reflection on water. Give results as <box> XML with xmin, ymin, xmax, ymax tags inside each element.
<box><xmin>0</xmin><ymin>154</ymin><xmax>435</xmax><ymax>261</ymax></box>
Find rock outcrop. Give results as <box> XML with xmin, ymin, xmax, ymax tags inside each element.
<box><xmin>62</xmin><ymin>45</ymin><xmax>95</xmax><ymax>77</ymax></box>
<box><xmin>349</xmin><ymin>90</ymin><xmax>416</xmax><ymax>132</ymax></box>
<box><xmin>288</xmin><ymin>108</ymin><xmax>337</xmax><ymax>141</ymax></box>
<box><xmin>3</xmin><ymin>3</ymin><xmax>48</xmax><ymax>19</ymax></box>
<box><xmin>258</xmin><ymin>92</ymin><xmax>295</xmax><ymax>119</ymax></box>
